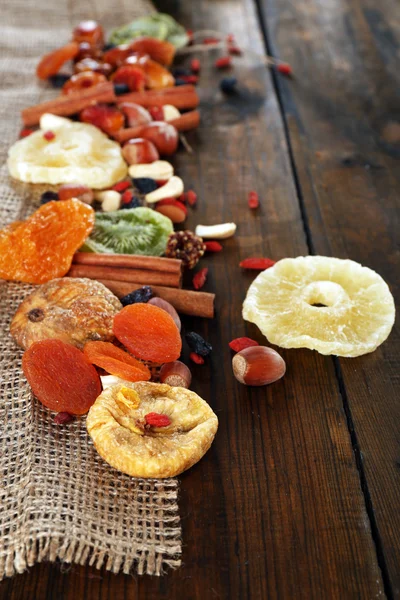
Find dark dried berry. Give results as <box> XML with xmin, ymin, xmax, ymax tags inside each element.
<box><xmin>172</xmin><ymin>67</ymin><xmax>191</xmax><ymax>77</ymax></box>
<box><xmin>120</xmin><ymin>285</ymin><xmax>153</xmax><ymax>306</ymax></box>
<box><xmin>120</xmin><ymin>196</ymin><xmax>142</xmax><ymax>209</ymax></box>
<box><xmin>103</xmin><ymin>42</ymin><xmax>116</xmax><ymax>51</ymax></box>
<box><xmin>133</xmin><ymin>178</ymin><xmax>158</xmax><ymax>194</ymax></box>
<box><xmin>113</xmin><ymin>82</ymin><xmax>130</xmax><ymax>95</ymax></box>
<box><xmin>53</xmin><ymin>412</ymin><xmax>75</xmax><ymax>425</ymax></box>
<box><xmin>40</xmin><ymin>191</ymin><xmax>59</xmax><ymax>204</ymax></box>
<box><xmin>175</xmin><ymin>79</ymin><xmax>188</xmax><ymax>87</ymax></box>
<box><xmin>48</xmin><ymin>74</ymin><xmax>71</xmax><ymax>88</ymax></box>
<box><xmin>185</xmin><ymin>332</ymin><xmax>212</xmax><ymax>357</ymax></box>
<box><xmin>220</xmin><ymin>77</ymin><xmax>237</xmax><ymax>94</ymax></box>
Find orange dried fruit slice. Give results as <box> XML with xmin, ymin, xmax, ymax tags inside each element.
<box><xmin>0</xmin><ymin>199</ymin><xmax>94</xmax><ymax>284</ymax></box>
<box><xmin>84</xmin><ymin>341</ymin><xmax>151</xmax><ymax>382</ymax></box>
<box><xmin>113</xmin><ymin>302</ymin><xmax>182</xmax><ymax>363</ymax></box>
<box><xmin>22</xmin><ymin>339</ymin><xmax>101</xmax><ymax>415</ymax></box>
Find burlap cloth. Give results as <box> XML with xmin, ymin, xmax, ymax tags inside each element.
<box><xmin>0</xmin><ymin>0</ymin><xmax>181</xmax><ymax>579</ymax></box>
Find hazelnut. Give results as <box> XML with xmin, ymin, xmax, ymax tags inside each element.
<box><xmin>148</xmin><ymin>297</ymin><xmax>181</xmax><ymax>331</ymax></box>
<box><xmin>159</xmin><ymin>361</ymin><xmax>192</xmax><ymax>388</ymax></box>
<box><xmin>232</xmin><ymin>346</ymin><xmax>286</xmax><ymax>386</ymax></box>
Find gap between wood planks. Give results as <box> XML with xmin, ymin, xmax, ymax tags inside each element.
<box><xmin>252</xmin><ymin>0</ymin><xmax>394</xmax><ymax>598</ymax></box>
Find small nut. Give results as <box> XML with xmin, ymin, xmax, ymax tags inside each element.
<box><xmin>195</xmin><ymin>223</ymin><xmax>237</xmax><ymax>239</ymax></box>
<box><xmin>145</xmin><ymin>176</ymin><xmax>184</xmax><ymax>204</ymax></box>
<box><xmin>159</xmin><ymin>361</ymin><xmax>192</xmax><ymax>388</ymax></box>
<box><xmin>148</xmin><ymin>297</ymin><xmax>181</xmax><ymax>331</ymax></box>
<box><xmin>128</xmin><ymin>160</ymin><xmax>174</xmax><ymax>181</ymax></box>
<box><xmin>95</xmin><ymin>190</ymin><xmax>121</xmax><ymax>212</ymax></box>
<box><xmin>232</xmin><ymin>346</ymin><xmax>286</xmax><ymax>386</ymax></box>
<box><xmin>162</xmin><ymin>105</ymin><xmax>181</xmax><ymax>122</ymax></box>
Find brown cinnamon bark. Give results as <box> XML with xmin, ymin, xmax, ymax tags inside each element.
<box><xmin>67</xmin><ymin>264</ymin><xmax>181</xmax><ymax>288</ymax></box>
<box><xmin>99</xmin><ymin>279</ymin><xmax>215</xmax><ymax>319</ymax></box>
<box><xmin>72</xmin><ymin>253</ymin><xmax>182</xmax><ymax>274</ymax></box>
<box><xmin>116</xmin><ymin>85</ymin><xmax>199</xmax><ymax>110</ymax></box>
<box><xmin>169</xmin><ymin>110</ymin><xmax>200</xmax><ymax>132</ymax></box>
<box><xmin>21</xmin><ymin>82</ymin><xmax>116</xmax><ymax>126</ymax></box>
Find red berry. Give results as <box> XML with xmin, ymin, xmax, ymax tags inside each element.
<box><xmin>192</xmin><ymin>267</ymin><xmax>208</xmax><ymax>290</ymax></box>
<box><xmin>179</xmin><ymin>74</ymin><xmax>199</xmax><ymax>84</ymax></box>
<box><xmin>205</xmin><ymin>241</ymin><xmax>223</xmax><ymax>253</ymax></box>
<box><xmin>229</xmin><ymin>337</ymin><xmax>259</xmax><ymax>352</ymax></box>
<box><xmin>148</xmin><ymin>106</ymin><xmax>164</xmax><ymax>121</ymax></box>
<box><xmin>228</xmin><ymin>45</ymin><xmax>242</xmax><ymax>56</ymax></box>
<box><xmin>145</xmin><ymin>412</ymin><xmax>171</xmax><ymax>427</ymax></box>
<box><xmin>20</xmin><ymin>128</ymin><xmax>34</xmax><ymax>138</ymax></box>
<box><xmin>203</xmin><ymin>37</ymin><xmax>220</xmax><ymax>45</ymax></box>
<box><xmin>248</xmin><ymin>191</ymin><xmax>259</xmax><ymax>209</ymax></box>
<box><xmin>215</xmin><ymin>56</ymin><xmax>232</xmax><ymax>69</ymax></box>
<box><xmin>239</xmin><ymin>258</ymin><xmax>276</xmax><ymax>270</ymax></box>
<box><xmin>186</xmin><ymin>30</ymin><xmax>194</xmax><ymax>44</ymax></box>
<box><xmin>112</xmin><ymin>181</ymin><xmax>131</xmax><ymax>193</ymax></box>
<box><xmin>43</xmin><ymin>130</ymin><xmax>55</xmax><ymax>141</ymax></box>
<box><xmin>190</xmin><ymin>58</ymin><xmax>201</xmax><ymax>73</ymax></box>
<box><xmin>277</xmin><ymin>63</ymin><xmax>293</xmax><ymax>76</ymax></box>
<box><xmin>226</xmin><ymin>34</ymin><xmax>235</xmax><ymax>44</ymax></box>
<box><xmin>121</xmin><ymin>189</ymin><xmax>134</xmax><ymax>205</ymax></box>
<box><xmin>186</xmin><ymin>190</ymin><xmax>197</xmax><ymax>206</ymax></box>
<box><xmin>190</xmin><ymin>352</ymin><xmax>204</xmax><ymax>365</ymax></box>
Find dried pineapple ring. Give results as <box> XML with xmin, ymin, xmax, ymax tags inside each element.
<box><xmin>7</xmin><ymin>114</ymin><xmax>127</xmax><ymax>189</ymax></box>
<box><xmin>243</xmin><ymin>256</ymin><xmax>395</xmax><ymax>357</ymax></box>
<box><xmin>87</xmin><ymin>381</ymin><xmax>218</xmax><ymax>478</ymax></box>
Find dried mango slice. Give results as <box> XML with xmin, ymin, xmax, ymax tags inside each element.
<box><xmin>7</xmin><ymin>114</ymin><xmax>128</xmax><ymax>189</ymax></box>
<box><xmin>243</xmin><ymin>256</ymin><xmax>395</xmax><ymax>357</ymax></box>
<box><xmin>87</xmin><ymin>381</ymin><xmax>218</xmax><ymax>478</ymax></box>
<box><xmin>0</xmin><ymin>200</ymin><xmax>94</xmax><ymax>284</ymax></box>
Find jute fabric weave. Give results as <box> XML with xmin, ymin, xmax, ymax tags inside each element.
<box><xmin>0</xmin><ymin>0</ymin><xmax>181</xmax><ymax>578</ymax></box>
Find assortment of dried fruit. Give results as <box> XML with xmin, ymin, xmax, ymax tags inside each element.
<box><xmin>2</xmin><ymin>14</ymin><xmax>395</xmax><ymax>483</ymax></box>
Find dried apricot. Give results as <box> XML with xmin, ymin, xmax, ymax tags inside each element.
<box><xmin>22</xmin><ymin>339</ymin><xmax>101</xmax><ymax>415</ymax></box>
<box><xmin>84</xmin><ymin>341</ymin><xmax>151</xmax><ymax>382</ymax></box>
<box><xmin>0</xmin><ymin>199</ymin><xmax>94</xmax><ymax>284</ymax></box>
<box><xmin>113</xmin><ymin>303</ymin><xmax>182</xmax><ymax>363</ymax></box>
<box><xmin>36</xmin><ymin>42</ymin><xmax>79</xmax><ymax>80</ymax></box>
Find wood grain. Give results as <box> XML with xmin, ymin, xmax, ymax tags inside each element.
<box><xmin>0</xmin><ymin>0</ymin><xmax>396</xmax><ymax>598</ymax></box>
<box><xmin>257</xmin><ymin>0</ymin><xmax>400</xmax><ymax>595</ymax></box>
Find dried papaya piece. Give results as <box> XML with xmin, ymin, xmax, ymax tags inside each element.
<box><xmin>0</xmin><ymin>200</ymin><xmax>94</xmax><ymax>284</ymax></box>
<box><xmin>22</xmin><ymin>339</ymin><xmax>101</xmax><ymax>415</ymax></box>
<box><xmin>36</xmin><ymin>42</ymin><xmax>80</xmax><ymax>79</ymax></box>
<box><xmin>113</xmin><ymin>303</ymin><xmax>182</xmax><ymax>363</ymax></box>
<box><xmin>84</xmin><ymin>341</ymin><xmax>151</xmax><ymax>383</ymax></box>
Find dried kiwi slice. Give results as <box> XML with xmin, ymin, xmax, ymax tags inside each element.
<box><xmin>80</xmin><ymin>207</ymin><xmax>173</xmax><ymax>256</ymax></box>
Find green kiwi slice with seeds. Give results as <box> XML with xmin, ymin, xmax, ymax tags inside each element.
<box><xmin>80</xmin><ymin>207</ymin><xmax>173</xmax><ymax>256</ymax></box>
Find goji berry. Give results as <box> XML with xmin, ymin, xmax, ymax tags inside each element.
<box><xmin>205</xmin><ymin>241</ymin><xmax>222</xmax><ymax>253</ymax></box>
<box><xmin>190</xmin><ymin>352</ymin><xmax>204</xmax><ymax>365</ymax></box>
<box><xmin>145</xmin><ymin>412</ymin><xmax>171</xmax><ymax>427</ymax></box>
<box><xmin>239</xmin><ymin>258</ymin><xmax>276</xmax><ymax>270</ymax></box>
<box><xmin>228</xmin><ymin>45</ymin><xmax>242</xmax><ymax>56</ymax></box>
<box><xmin>248</xmin><ymin>191</ymin><xmax>259</xmax><ymax>209</ymax></box>
<box><xmin>43</xmin><ymin>130</ymin><xmax>55</xmax><ymax>141</ymax></box>
<box><xmin>20</xmin><ymin>128</ymin><xmax>34</xmax><ymax>138</ymax></box>
<box><xmin>121</xmin><ymin>189</ymin><xmax>134</xmax><ymax>205</ymax></box>
<box><xmin>277</xmin><ymin>63</ymin><xmax>293</xmax><ymax>76</ymax></box>
<box><xmin>193</xmin><ymin>267</ymin><xmax>208</xmax><ymax>290</ymax></box>
<box><xmin>179</xmin><ymin>74</ymin><xmax>199</xmax><ymax>84</ymax></box>
<box><xmin>186</xmin><ymin>30</ymin><xmax>194</xmax><ymax>44</ymax></box>
<box><xmin>203</xmin><ymin>37</ymin><xmax>220</xmax><ymax>45</ymax></box>
<box><xmin>186</xmin><ymin>190</ymin><xmax>197</xmax><ymax>206</ymax></box>
<box><xmin>112</xmin><ymin>181</ymin><xmax>131</xmax><ymax>193</ymax></box>
<box><xmin>190</xmin><ymin>58</ymin><xmax>201</xmax><ymax>73</ymax></box>
<box><xmin>229</xmin><ymin>337</ymin><xmax>259</xmax><ymax>352</ymax></box>
<box><xmin>226</xmin><ymin>33</ymin><xmax>235</xmax><ymax>44</ymax></box>
<box><xmin>215</xmin><ymin>56</ymin><xmax>232</xmax><ymax>69</ymax></box>
<box><xmin>148</xmin><ymin>106</ymin><xmax>164</xmax><ymax>121</ymax></box>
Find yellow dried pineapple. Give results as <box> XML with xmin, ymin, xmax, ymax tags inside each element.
<box><xmin>87</xmin><ymin>381</ymin><xmax>218</xmax><ymax>478</ymax></box>
<box><xmin>7</xmin><ymin>113</ymin><xmax>127</xmax><ymax>188</ymax></box>
<box><xmin>243</xmin><ymin>256</ymin><xmax>395</xmax><ymax>357</ymax></box>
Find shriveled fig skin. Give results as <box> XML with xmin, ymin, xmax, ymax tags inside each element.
<box><xmin>11</xmin><ymin>277</ymin><xmax>122</xmax><ymax>350</ymax></box>
<box><xmin>22</xmin><ymin>339</ymin><xmax>102</xmax><ymax>415</ymax></box>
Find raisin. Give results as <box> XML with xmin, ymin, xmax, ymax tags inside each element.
<box><xmin>185</xmin><ymin>332</ymin><xmax>212</xmax><ymax>357</ymax></box>
<box><xmin>113</xmin><ymin>303</ymin><xmax>182</xmax><ymax>363</ymax></box>
<box><xmin>84</xmin><ymin>341</ymin><xmax>151</xmax><ymax>383</ymax></box>
<box><xmin>120</xmin><ymin>286</ymin><xmax>153</xmax><ymax>306</ymax></box>
<box><xmin>220</xmin><ymin>77</ymin><xmax>238</xmax><ymax>94</ymax></box>
<box><xmin>22</xmin><ymin>339</ymin><xmax>101</xmax><ymax>415</ymax></box>
<box><xmin>49</xmin><ymin>74</ymin><xmax>71</xmax><ymax>88</ymax></box>
<box><xmin>40</xmin><ymin>191</ymin><xmax>59</xmax><ymax>204</ymax></box>
<box><xmin>120</xmin><ymin>197</ymin><xmax>142</xmax><ymax>209</ymax></box>
<box><xmin>133</xmin><ymin>178</ymin><xmax>158</xmax><ymax>194</ymax></box>
<box><xmin>114</xmin><ymin>83</ymin><xmax>131</xmax><ymax>95</ymax></box>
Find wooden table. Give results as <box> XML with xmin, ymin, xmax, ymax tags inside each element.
<box><xmin>1</xmin><ymin>0</ymin><xmax>399</xmax><ymax>598</ymax></box>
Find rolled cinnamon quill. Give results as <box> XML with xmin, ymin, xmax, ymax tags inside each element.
<box><xmin>67</xmin><ymin>264</ymin><xmax>182</xmax><ymax>288</ymax></box>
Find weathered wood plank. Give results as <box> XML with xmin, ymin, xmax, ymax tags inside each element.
<box><xmin>257</xmin><ymin>0</ymin><xmax>400</xmax><ymax>595</ymax></box>
<box><xmin>0</xmin><ymin>0</ymin><xmax>389</xmax><ymax>598</ymax></box>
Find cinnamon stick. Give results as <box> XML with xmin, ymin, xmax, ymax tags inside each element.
<box><xmin>21</xmin><ymin>82</ymin><xmax>116</xmax><ymax>126</ymax></box>
<box><xmin>73</xmin><ymin>253</ymin><xmax>182</xmax><ymax>274</ymax></box>
<box><xmin>116</xmin><ymin>85</ymin><xmax>199</xmax><ymax>110</ymax></box>
<box><xmin>169</xmin><ymin>110</ymin><xmax>200</xmax><ymax>132</ymax></box>
<box><xmin>99</xmin><ymin>279</ymin><xmax>215</xmax><ymax>319</ymax></box>
<box><xmin>67</xmin><ymin>265</ymin><xmax>181</xmax><ymax>288</ymax></box>
<box><xmin>112</xmin><ymin>125</ymin><xmax>144</xmax><ymax>144</ymax></box>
